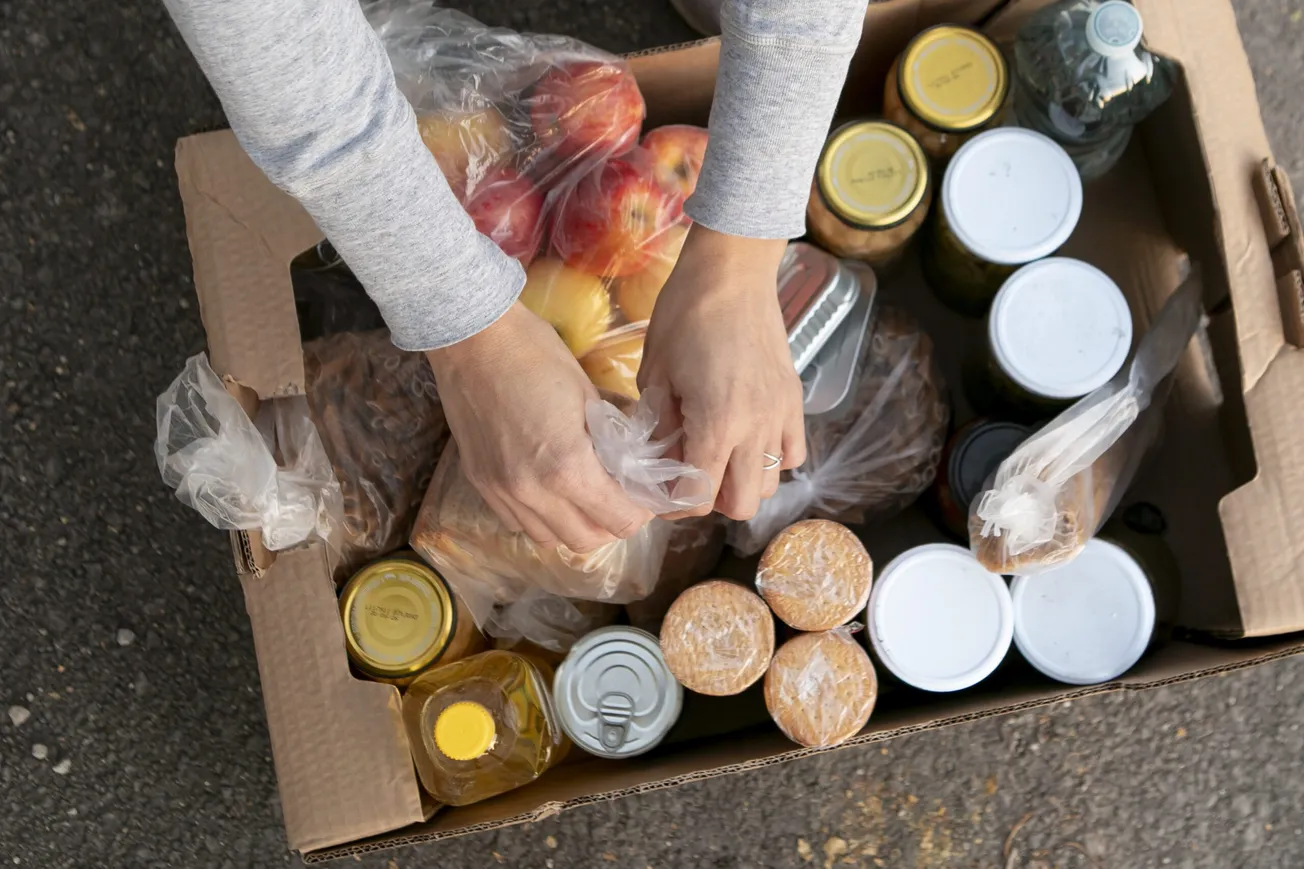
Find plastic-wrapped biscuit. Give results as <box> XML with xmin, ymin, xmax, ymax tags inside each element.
<box><xmin>659</xmin><ymin>581</ymin><xmax>775</xmax><ymax>696</ymax></box>
<box><xmin>756</xmin><ymin>520</ymin><xmax>873</xmax><ymax>631</ymax></box>
<box><xmin>764</xmin><ymin>628</ymin><xmax>877</xmax><ymax>748</ymax></box>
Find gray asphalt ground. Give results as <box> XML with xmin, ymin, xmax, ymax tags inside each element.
<box><xmin>2</xmin><ymin>1</ymin><xmax>1303</xmax><ymax>867</ymax></box>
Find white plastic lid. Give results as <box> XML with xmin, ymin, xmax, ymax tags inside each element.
<box><xmin>867</xmin><ymin>543</ymin><xmax>1013</xmax><ymax>693</ymax></box>
<box><xmin>942</xmin><ymin>128</ymin><xmax>1083</xmax><ymax>265</ymax></box>
<box><xmin>1011</xmin><ymin>538</ymin><xmax>1155</xmax><ymax>685</ymax></box>
<box><xmin>1086</xmin><ymin>1</ymin><xmax>1144</xmax><ymax>58</ymax></box>
<box><xmin>989</xmin><ymin>257</ymin><xmax>1133</xmax><ymax>400</ymax></box>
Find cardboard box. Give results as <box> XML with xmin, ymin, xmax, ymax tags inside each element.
<box><xmin>172</xmin><ymin>0</ymin><xmax>1304</xmax><ymax>860</ymax></box>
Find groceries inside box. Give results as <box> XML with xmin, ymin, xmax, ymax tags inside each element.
<box><xmin>163</xmin><ymin>0</ymin><xmax>1304</xmax><ymax>858</ymax></box>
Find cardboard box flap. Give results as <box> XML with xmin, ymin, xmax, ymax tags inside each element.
<box><xmin>175</xmin><ymin>131</ymin><xmax>321</xmax><ymax>399</ymax></box>
<box><xmin>241</xmin><ymin>545</ymin><xmax>424</xmax><ymax>851</ymax></box>
<box><xmin>1253</xmin><ymin>161</ymin><xmax>1304</xmax><ymax>347</ymax></box>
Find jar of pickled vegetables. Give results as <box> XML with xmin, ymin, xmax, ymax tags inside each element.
<box><xmin>807</xmin><ymin>121</ymin><xmax>932</xmax><ymax>270</ymax></box>
<box><xmin>883</xmin><ymin>25</ymin><xmax>1009</xmax><ymax>161</ymax></box>
<box><xmin>923</xmin><ymin>128</ymin><xmax>1083</xmax><ymax>316</ymax></box>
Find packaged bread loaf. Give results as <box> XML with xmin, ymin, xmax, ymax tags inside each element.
<box><xmin>756</xmin><ymin>520</ymin><xmax>872</xmax><ymax>631</ymax></box>
<box><xmin>730</xmin><ymin>306</ymin><xmax>949</xmax><ymax>555</ymax></box>
<box><xmin>626</xmin><ymin>515</ymin><xmax>726</xmax><ymax>632</ymax></box>
<box><xmin>302</xmin><ymin>329</ymin><xmax>448</xmax><ymax>576</ymax></box>
<box><xmin>659</xmin><ymin>580</ymin><xmax>775</xmax><ymax>696</ymax></box>
<box><xmin>970</xmin><ymin>273</ymin><xmax>1204</xmax><ymax>574</ymax></box>
<box><xmin>765</xmin><ymin>628</ymin><xmax>877</xmax><ymax>748</ymax></box>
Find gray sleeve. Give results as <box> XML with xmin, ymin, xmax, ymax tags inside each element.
<box><xmin>685</xmin><ymin>0</ymin><xmax>869</xmax><ymax>239</ymax></box>
<box><xmin>163</xmin><ymin>0</ymin><xmax>525</xmax><ymax>351</ymax></box>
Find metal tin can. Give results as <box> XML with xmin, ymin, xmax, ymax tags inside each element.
<box><xmin>923</xmin><ymin>128</ymin><xmax>1083</xmax><ymax>316</ymax></box>
<box><xmin>932</xmin><ymin>419</ymin><xmax>1034</xmax><ymax>539</ymax></box>
<box><xmin>800</xmin><ymin>260</ymin><xmax>878</xmax><ymax>417</ymax></box>
<box><xmin>1009</xmin><ymin>527</ymin><xmax>1177</xmax><ymax>686</ymax></box>
<box><xmin>339</xmin><ymin>556</ymin><xmax>484</xmax><ymax>685</ymax></box>
<box><xmin>778</xmin><ymin>242</ymin><xmax>862</xmax><ymax>373</ymax></box>
<box><xmin>883</xmin><ymin>25</ymin><xmax>1009</xmax><ymax>161</ymax></box>
<box><xmin>967</xmin><ymin>257</ymin><xmax>1133</xmax><ymax>420</ymax></box>
<box><xmin>807</xmin><ymin>121</ymin><xmax>933</xmax><ymax>270</ymax></box>
<box><xmin>866</xmin><ymin>543</ymin><xmax>1013</xmax><ymax>693</ymax></box>
<box><xmin>553</xmin><ymin>626</ymin><xmax>684</xmax><ymax>759</ymax></box>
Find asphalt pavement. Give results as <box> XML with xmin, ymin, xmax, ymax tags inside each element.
<box><xmin>2</xmin><ymin>1</ymin><xmax>1303</xmax><ymax>867</ymax></box>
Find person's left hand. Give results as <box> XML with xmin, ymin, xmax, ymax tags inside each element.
<box><xmin>638</xmin><ymin>223</ymin><xmax>806</xmax><ymax>521</ymax></box>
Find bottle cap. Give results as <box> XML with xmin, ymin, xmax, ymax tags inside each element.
<box><xmin>1011</xmin><ymin>538</ymin><xmax>1155</xmax><ymax>685</ymax></box>
<box><xmin>867</xmin><ymin>543</ymin><xmax>1013</xmax><ymax>692</ymax></box>
<box><xmin>434</xmin><ymin>701</ymin><xmax>497</xmax><ymax>761</ymax></box>
<box><xmin>1086</xmin><ymin>1</ymin><xmax>1144</xmax><ymax>58</ymax></box>
<box><xmin>988</xmin><ymin>257</ymin><xmax>1133</xmax><ymax>400</ymax></box>
<box><xmin>817</xmin><ymin>121</ymin><xmax>930</xmax><ymax>230</ymax></box>
<box><xmin>898</xmin><ymin>26</ymin><xmax>1008</xmax><ymax>132</ymax></box>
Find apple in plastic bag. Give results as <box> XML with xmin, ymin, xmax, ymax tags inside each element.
<box><xmin>527</xmin><ymin>60</ymin><xmax>644</xmax><ymax>162</ymax></box>
<box><xmin>580</xmin><ymin>324</ymin><xmax>646</xmax><ymax>400</ymax></box>
<box><xmin>552</xmin><ymin>149</ymin><xmax>685</xmax><ymax>278</ymax></box>
<box><xmin>416</xmin><ymin>107</ymin><xmax>513</xmax><ymax>193</ymax></box>
<box><xmin>518</xmin><ymin>258</ymin><xmax>612</xmax><ymax>358</ymax></box>
<box><xmin>641</xmin><ymin>125</ymin><xmax>709</xmax><ymax>199</ymax></box>
<box><xmin>462</xmin><ymin>168</ymin><xmax>547</xmax><ymax>265</ymax></box>
<box><xmin>614</xmin><ymin>222</ymin><xmax>688</xmax><ymax>322</ymax></box>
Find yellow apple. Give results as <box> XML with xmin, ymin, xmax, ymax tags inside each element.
<box><xmin>519</xmin><ymin>259</ymin><xmax>613</xmax><ymax>358</ymax></box>
<box><xmin>416</xmin><ymin>107</ymin><xmax>512</xmax><ymax>193</ymax></box>
<box><xmin>614</xmin><ymin>223</ymin><xmax>689</xmax><ymax>322</ymax></box>
<box><xmin>580</xmin><ymin>324</ymin><xmax>647</xmax><ymax>400</ymax></box>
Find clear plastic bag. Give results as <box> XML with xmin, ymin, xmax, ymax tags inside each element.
<box><xmin>764</xmin><ymin>626</ymin><xmax>878</xmax><ymax>748</ymax></box>
<box><xmin>156</xmin><ymin>354</ymin><xmax>341</xmax><ymax>551</ymax></box>
<box><xmin>970</xmin><ymin>270</ymin><xmax>1204</xmax><ymax>574</ymax></box>
<box><xmin>625</xmin><ymin>515</ymin><xmax>726</xmax><ymax>632</ymax></box>
<box><xmin>729</xmin><ymin>306</ymin><xmax>950</xmax><ymax>555</ymax></box>
<box><xmin>409</xmin><ymin>389</ymin><xmax>711</xmax><ymax>640</ymax></box>
<box><xmin>489</xmin><ymin>590</ymin><xmax>622</xmax><ymax>656</ymax></box>
<box><xmin>302</xmin><ymin>330</ymin><xmax>449</xmax><ymax>577</ymax></box>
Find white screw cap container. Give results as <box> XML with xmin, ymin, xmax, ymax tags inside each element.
<box><xmin>1010</xmin><ymin>538</ymin><xmax>1156</xmax><ymax>685</ymax></box>
<box><xmin>989</xmin><ymin>257</ymin><xmax>1134</xmax><ymax>400</ymax></box>
<box><xmin>867</xmin><ymin>543</ymin><xmax>1013</xmax><ymax>692</ymax></box>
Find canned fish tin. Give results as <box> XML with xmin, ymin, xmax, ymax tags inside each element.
<box><xmin>807</xmin><ymin>121</ymin><xmax>932</xmax><ymax>270</ymax></box>
<box><xmin>554</xmin><ymin>626</ymin><xmax>684</xmax><ymax>758</ymax></box>
<box><xmin>973</xmin><ymin>257</ymin><xmax>1133</xmax><ymax>418</ymax></box>
<box><xmin>1010</xmin><ymin>538</ymin><xmax>1158</xmax><ymax>685</ymax></box>
<box><xmin>883</xmin><ymin>25</ymin><xmax>1009</xmax><ymax>161</ymax></box>
<box><xmin>867</xmin><ymin>543</ymin><xmax>1013</xmax><ymax>693</ymax></box>
<box><xmin>924</xmin><ymin>128</ymin><xmax>1083</xmax><ymax>316</ymax></box>
<box><xmin>778</xmin><ymin>242</ymin><xmax>863</xmax><ymax>373</ymax></box>
<box><xmin>340</xmin><ymin>556</ymin><xmax>483</xmax><ymax>685</ymax></box>
<box><xmin>933</xmin><ymin>419</ymin><xmax>1033</xmax><ymax>539</ymax></box>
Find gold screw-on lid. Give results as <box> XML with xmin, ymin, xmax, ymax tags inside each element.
<box><xmin>339</xmin><ymin>557</ymin><xmax>455</xmax><ymax>681</ymax></box>
<box><xmin>816</xmin><ymin>121</ymin><xmax>929</xmax><ymax>230</ymax></box>
<box><xmin>897</xmin><ymin>25</ymin><xmax>1008</xmax><ymax>133</ymax></box>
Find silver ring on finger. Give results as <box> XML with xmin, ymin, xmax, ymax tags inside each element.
<box><xmin>762</xmin><ymin>452</ymin><xmax>782</xmax><ymax>471</ymax></box>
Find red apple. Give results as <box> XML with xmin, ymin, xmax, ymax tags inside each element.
<box><xmin>528</xmin><ymin>60</ymin><xmax>645</xmax><ymax>164</ymax></box>
<box><xmin>641</xmin><ymin>125</ymin><xmax>709</xmax><ymax>199</ymax></box>
<box><xmin>552</xmin><ymin>148</ymin><xmax>685</xmax><ymax>278</ymax></box>
<box><xmin>463</xmin><ymin>168</ymin><xmax>546</xmax><ymax>265</ymax></box>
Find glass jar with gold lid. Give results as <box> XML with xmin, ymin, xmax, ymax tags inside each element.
<box><xmin>339</xmin><ymin>555</ymin><xmax>485</xmax><ymax>685</ymax></box>
<box><xmin>883</xmin><ymin>25</ymin><xmax>1010</xmax><ymax>161</ymax></box>
<box><xmin>807</xmin><ymin>120</ymin><xmax>932</xmax><ymax>270</ymax></box>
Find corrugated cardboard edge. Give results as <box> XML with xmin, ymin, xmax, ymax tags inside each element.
<box><xmin>304</xmin><ymin>634</ymin><xmax>1304</xmax><ymax>863</ymax></box>
<box><xmin>242</xmin><ymin>545</ymin><xmax>426</xmax><ymax>852</ymax></box>
<box><xmin>1128</xmin><ymin>0</ymin><xmax>1304</xmax><ymax>637</ymax></box>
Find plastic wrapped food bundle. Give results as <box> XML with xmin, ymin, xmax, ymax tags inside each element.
<box><xmin>410</xmin><ymin>390</ymin><xmax>711</xmax><ymax>644</ymax></box>
<box><xmin>302</xmin><ymin>330</ymin><xmax>448</xmax><ymax>577</ymax></box>
<box><xmin>156</xmin><ymin>354</ymin><xmax>342</xmax><ymax>552</ymax></box>
<box><xmin>756</xmin><ymin>520</ymin><xmax>873</xmax><ymax>631</ymax></box>
<box><xmin>659</xmin><ymin>580</ymin><xmax>776</xmax><ymax>696</ymax></box>
<box><xmin>764</xmin><ymin>628</ymin><xmax>878</xmax><ymax>748</ymax></box>
<box><xmin>970</xmin><ymin>270</ymin><xmax>1204</xmax><ymax>574</ymax></box>
<box><xmin>626</xmin><ymin>515</ymin><xmax>727</xmax><ymax>632</ymax></box>
<box><xmin>729</xmin><ymin>306</ymin><xmax>949</xmax><ymax>555</ymax></box>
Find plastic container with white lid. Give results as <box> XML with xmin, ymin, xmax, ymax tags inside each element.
<box><xmin>1010</xmin><ymin>537</ymin><xmax>1156</xmax><ymax>685</ymax></box>
<box><xmin>924</xmin><ymin>128</ymin><xmax>1084</xmax><ymax>315</ymax></box>
<box><xmin>866</xmin><ymin>543</ymin><xmax>1013</xmax><ymax>693</ymax></box>
<box><xmin>973</xmin><ymin>257</ymin><xmax>1134</xmax><ymax>419</ymax></box>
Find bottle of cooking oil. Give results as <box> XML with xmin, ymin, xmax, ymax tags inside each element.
<box><xmin>401</xmin><ymin>650</ymin><xmax>568</xmax><ymax>806</ymax></box>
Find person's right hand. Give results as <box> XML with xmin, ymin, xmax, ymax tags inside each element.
<box><xmin>425</xmin><ymin>302</ymin><xmax>654</xmax><ymax>553</ymax></box>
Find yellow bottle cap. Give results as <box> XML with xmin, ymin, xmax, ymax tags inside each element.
<box><xmin>817</xmin><ymin>121</ymin><xmax>929</xmax><ymax>229</ymax></box>
<box><xmin>434</xmin><ymin>701</ymin><xmax>498</xmax><ymax>761</ymax></box>
<box><xmin>339</xmin><ymin>558</ymin><xmax>456</xmax><ymax>682</ymax></box>
<box><xmin>898</xmin><ymin>26</ymin><xmax>1008</xmax><ymax>132</ymax></box>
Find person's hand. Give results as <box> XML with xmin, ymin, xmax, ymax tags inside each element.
<box><xmin>426</xmin><ymin>302</ymin><xmax>654</xmax><ymax>552</ymax></box>
<box><xmin>638</xmin><ymin>224</ymin><xmax>806</xmax><ymax>520</ymax></box>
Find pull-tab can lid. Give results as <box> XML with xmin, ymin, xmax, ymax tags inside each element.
<box><xmin>554</xmin><ymin>626</ymin><xmax>684</xmax><ymax>759</ymax></box>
